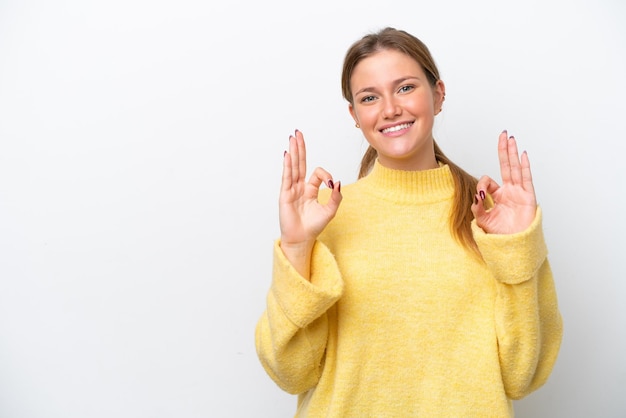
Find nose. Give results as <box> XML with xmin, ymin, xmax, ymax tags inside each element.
<box><xmin>382</xmin><ymin>97</ymin><xmax>401</xmax><ymax>119</ymax></box>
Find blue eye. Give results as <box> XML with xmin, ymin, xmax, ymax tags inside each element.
<box><xmin>399</xmin><ymin>85</ymin><xmax>414</xmax><ymax>93</ymax></box>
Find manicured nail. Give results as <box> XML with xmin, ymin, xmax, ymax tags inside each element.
<box><xmin>509</xmin><ymin>135</ymin><xmax>515</xmax><ymax>140</ymax></box>
<box><xmin>474</xmin><ymin>195</ymin><xmax>478</xmax><ymax>205</ymax></box>
<box><xmin>327</xmin><ymin>179</ymin><xmax>334</xmax><ymax>189</ymax></box>
<box><xmin>283</xmin><ymin>150</ymin><xmax>287</xmax><ymax>157</ymax></box>
<box><xmin>479</xmin><ymin>190</ymin><xmax>486</xmax><ymax>200</ymax></box>
<box><xmin>337</xmin><ymin>181</ymin><xmax>341</xmax><ymax>193</ymax></box>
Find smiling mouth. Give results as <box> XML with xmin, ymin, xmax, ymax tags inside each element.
<box><xmin>381</xmin><ymin>122</ymin><xmax>413</xmax><ymax>134</ymax></box>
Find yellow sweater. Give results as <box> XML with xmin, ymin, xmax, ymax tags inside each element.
<box><xmin>256</xmin><ymin>161</ymin><xmax>562</xmax><ymax>417</ymax></box>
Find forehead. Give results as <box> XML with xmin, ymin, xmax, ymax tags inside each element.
<box><xmin>351</xmin><ymin>49</ymin><xmax>425</xmax><ymax>85</ymax></box>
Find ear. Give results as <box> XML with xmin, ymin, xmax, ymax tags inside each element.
<box><xmin>348</xmin><ymin>103</ymin><xmax>359</xmax><ymax>126</ymax></box>
<box><xmin>434</xmin><ymin>80</ymin><xmax>446</xmax><ymax>115</ymax></box>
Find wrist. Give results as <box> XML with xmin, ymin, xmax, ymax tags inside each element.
<box><xmin>279</xmin><ymin>239</ymin><xmax>315</xmax><ymax>280</ymax></box>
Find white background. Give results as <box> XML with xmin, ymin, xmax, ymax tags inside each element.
<box><xmin>0</xmin><ymin>0</ymin><xmax>624</xmax><ymax>417</ymax></box>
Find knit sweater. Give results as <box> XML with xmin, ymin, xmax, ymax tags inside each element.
<box><xmin>255</xmin><ymin>161</ymin><xmax>563</xmax><ymax>417</ymax></box>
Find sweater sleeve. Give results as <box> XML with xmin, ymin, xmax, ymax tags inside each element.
<box><xmin>472</xmin><ymin>206</ymin><xmax>563</xmax><ymax>400</ymax></box>
<box><xmin>255</xmin><ymin>239</ymin><xmax>344</xmax><ymax>395</ymax></box>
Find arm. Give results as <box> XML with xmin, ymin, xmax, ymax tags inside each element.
<box><xmin>473</xmin><ymin>209</ymin><xmax>563</xmax><ymax>399</ymax></box>
<box><xmin>255</xmin><ymin>130</ymin><xmax>343</xmax><ymax>394</ymax></box>
<box><xmin>255</xmin><ymin>240</ymin><xmax>343</xmax><ymax>394</ymax></box>
<box><xmin>471</xmin><ymin>131</ymin><xmax>562</xmax><ymax>398</ymax></box>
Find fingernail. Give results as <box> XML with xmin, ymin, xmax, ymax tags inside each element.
<box><xmin>502</xmin><ymin>129</ymin><xmax>507</xmax><ymax>134</ymax></box>
<box><xmin>337</xmin><ymin>181</ymin><xmax>341</xmax><ymax>193</ymax></box>
<box><xmin>479</xmin><ymin>190</ymin><xmax>486</xmax><ymax>200</ymax></box>
<box><xmin>283</xmin><ymin>150</ymin><xmax>287</xmax><ymax>157</ymax></box>
<box><xmin>327</xmin><ymin>179</ymin><xmax>334</xmax><ymax>189</ymax></box>
<box><xmin>474</xmin><ymin>195</ymin><xmax>478</xmax><ymax>205</ymax></box>
<box><xmin>509</xmin><ymin>135</ymin><xmax>515</xmax><ymax>140</ymax></box>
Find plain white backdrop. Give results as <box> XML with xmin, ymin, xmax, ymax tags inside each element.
<box><xmin>0</xmin><ymin>0</ymin><xmax>624</xmax><ymax>417</ymax></box>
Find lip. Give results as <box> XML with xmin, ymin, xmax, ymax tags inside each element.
<box><xmin>379</xmin><ymin>121</ymin><xmax>414</xmax><ymax>135</ymax></box>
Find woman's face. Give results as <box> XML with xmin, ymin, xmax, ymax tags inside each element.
<box><xmin>349</xmin><ymin>49</ymin><xmax>445</xmax><ymax>171</ymax></box>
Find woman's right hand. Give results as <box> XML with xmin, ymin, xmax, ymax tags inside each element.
<box><xmin>279</xmin><ymin>130</ymin><xmax>342</xmax><ymax>279</ymax></box>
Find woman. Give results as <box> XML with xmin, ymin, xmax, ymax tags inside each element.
<box><xmin>255</xmin><ymin>27</ymin><xmax>562</xmax><ymax>417</ymax></box>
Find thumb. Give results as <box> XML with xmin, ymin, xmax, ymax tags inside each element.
<box><xmin>471</xmin><ymin>192</ymin><xmax>487</xmax><ymax>223</ymax></box>
<box><xmin>324</xmin><ymin>181</ymin><xmax>343</xmax><ymax>216</ymax></box>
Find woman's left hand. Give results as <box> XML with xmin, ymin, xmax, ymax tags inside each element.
<box><xmin>471</xmin><ymin>130</ymin><xmax>538</xmax><ymax>234</ymax></box>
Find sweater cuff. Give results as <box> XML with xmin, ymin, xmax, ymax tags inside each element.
<box><xmin>472</xmin><ymin>206</ymin><xmax>548</xmax><ymax>285</ymax></box>
<box><xmin>271</xmin><ymin>240</ymin><xmax>344</xmax><ymax>328</ymax></box>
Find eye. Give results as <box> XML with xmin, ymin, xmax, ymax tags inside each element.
<box><xmin>398</xmin><ymin>85</ymin><xmax>415</xmax><ymax>94</ymax></box>
<box><xmin>360</xmin><ymin>95</ymin><xmax>376</xmax><ymax>103</ymax></box>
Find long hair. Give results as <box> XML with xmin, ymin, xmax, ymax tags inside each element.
<box><xmin>341</xmin><ymin>27</ymin><xmax>481</xmax><ymax>258</ymax></box>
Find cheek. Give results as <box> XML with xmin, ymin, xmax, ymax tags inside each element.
<box><xmin>358</xmin><ymin>106</ymin><xmax>380</xmax><ymax>125</ymax></box>
<box><xmin>408</xmin><ymin>95</ymin><xmax>434</xmax><ymax>113</ymax></box>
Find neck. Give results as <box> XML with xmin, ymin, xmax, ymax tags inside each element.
<box><xmin>376</xmin><ymin>140</ymin><xmax>438</xmax><ymax>171</ymax></box>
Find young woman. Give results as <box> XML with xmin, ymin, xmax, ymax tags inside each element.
<box><xmin>255</xmin><ymin>27</ymin><xmax>562</xmax><ymax>417</ymax></box>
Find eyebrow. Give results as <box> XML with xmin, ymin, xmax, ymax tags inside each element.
<box><xmin>354</xmin><ymin>76</ymin><xmax>422</xmax><ymax>96</ymax></box>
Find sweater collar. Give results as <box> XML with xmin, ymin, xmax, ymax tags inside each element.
<box><xmin>359</xmin><ymin>159</ymin><xmax>455</xmax><ymax>204</ymax></box>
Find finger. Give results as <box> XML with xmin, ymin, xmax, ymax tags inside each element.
<box><xmin>498</xmin><ymin>130</ymin><xmax>511</xmax><ymax>184</ymax></box>
<box><xmin>507</xmin><ymin>135</ymin><xmax>523</xmax><ymax>185</ymax></box>
<box><xmin>521</xmin><ymin>150</ymin><xmax>536</xmax><ymax>194</ymax></box>
<box><xmin>288</xmin><ymin>134</ymin><xmax>301</xmax><ymax>183</ymax></box>
<box><xmin>281</xmin><ymin>149</ymin><xmax>293</xmax><ymax>191</ymax></box>
<box><xmin>471</xmin><ymin>191</ymin><xmax>487</xmax><ymax>222</ymax></box>
<box><xmin>295</xmin><ymin>130</ymin><xmax>307</xmax><ymax>183</ymax></box>
<box><xmin>476</xmin><ymin>175</ymin><xmax>500</xmax><ymax>199</ymax></box>
<box><xmin>308</xmin><ymin>166</ymin><xmax>335</xmax><ymax>194</ymax></box>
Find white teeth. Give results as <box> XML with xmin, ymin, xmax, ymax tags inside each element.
<box><xmin>382</xmin><ymin>123</ymin><xmax>412</xmax><ymax>133</ymax></box>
